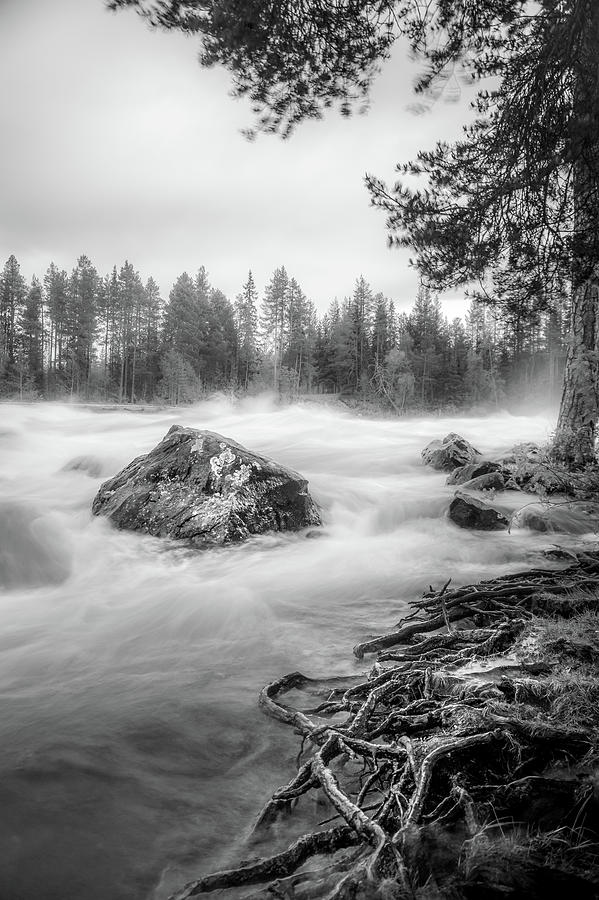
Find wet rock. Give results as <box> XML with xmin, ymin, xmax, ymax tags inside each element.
<box><xmin>459</xmin><ymin>471</ymin><xmax>506</xmax><ymax>492</ymax></box>
<box><xmin>447</xmin><ymin>459</ymin><xmax>504</xmax><ymax>485</ymax></box>
<box><xmin>449</xmin><ymin>491</ymin><xmax>509</xmax><ymax>530</ymax></box>
<box><xmin>516</xmin><ymin>503</ymin><xmax>599</xmax><ymax>535</ymax></box>
<box><xmin>422</xmin><ymin>433</ymin><xmax>481</xmax><ymax>472</ymax></box>
<box><xmin>92</xmin><ymin>425</ymin><xmax>321</xmax><ymax>546</ymax></box>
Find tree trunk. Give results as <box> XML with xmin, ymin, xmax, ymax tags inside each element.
<box><xmin>555</xmin><ymin>0</ymin><xmax>599</xmax><ymax>466</ymax></box>
<box><xmin>556</xmin><ymin>277</ymin><xmax>599</xmax><ymax>465</ymax></box>
<box><xmin>130</xmin><ymin>343</ymin><xmax>136</xmax><ymax>404</ymax></box>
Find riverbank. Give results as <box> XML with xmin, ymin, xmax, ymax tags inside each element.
<box><xmin>174</xmin><ymin>549</ymin><xmax>599</xmax><ymax>899</ymax></box>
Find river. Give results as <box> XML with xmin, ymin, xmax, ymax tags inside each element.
<box><xmin>0</xmin><ymin>399</ymin><xmax>567</xmax><ymax>899</ymax></box>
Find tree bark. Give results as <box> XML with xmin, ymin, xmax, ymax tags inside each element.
<box><xmin>556</xmin><ymin>277</ymin><xmax>599</xmax><ymax>465</ymax></box>
<box><xmin>555</xmin><ymin>0</ymin><xmax>599</xmax><ymax>465</ymax></box>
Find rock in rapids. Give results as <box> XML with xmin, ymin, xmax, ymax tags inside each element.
<box><xmin>92</xmin><ymin>425</ymin><xmax>321</xmax><ymax>545</ymax></box>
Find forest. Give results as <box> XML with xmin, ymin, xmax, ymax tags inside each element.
<box><xmin>0</xmin><ymin>252</ymin><xmax>566</xmax><ymax>412</ymax></box>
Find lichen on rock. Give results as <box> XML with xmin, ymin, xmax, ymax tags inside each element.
<box><xmin>92</xmin><ymin>425</ymin><xmax>321</xmax><ymax>546</ymax></box>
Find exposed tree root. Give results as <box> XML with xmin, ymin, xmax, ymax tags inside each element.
<box><xmin>169</xmin><ymin>826</ymin><xmax>359</xmax><ymax>899</ymax></box>
<box><xmin>168</xmin><ymin>550</ymin><xmax>599</xmax><ymax>900</ymax></box>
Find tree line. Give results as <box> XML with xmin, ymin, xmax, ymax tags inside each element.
<box><xmin>0</xmin><ymin>252</ymin><xmax>566</xmax><ymax>410</ymax></box>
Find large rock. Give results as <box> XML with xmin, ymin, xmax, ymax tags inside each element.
<box><xmin>422</xmin><ymin>433</ymin><xmax>481</xmax><ymax>472</ymax></box>
<box><xmin>449</xmin><ymin>491</ymin><xmax>509</xmax><ymax>530</ymax></box>
<box><xmin>92</xmin><ymin>426</ymin><xmax>321</xmax><ymax>545</ymax></box>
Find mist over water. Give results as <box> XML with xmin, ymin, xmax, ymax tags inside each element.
<box><xmin>0</xmin><ymin>399</ymin><xmax>569</xmax><ymax>898</ymax></box>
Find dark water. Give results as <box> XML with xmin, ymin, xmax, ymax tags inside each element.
<box><xmin>0</xmin><ymin>399</ymin><xmax>567</xmax><ymax>898</ymax></box>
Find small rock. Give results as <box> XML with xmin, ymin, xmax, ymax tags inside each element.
<box><xmin>449</xmin><ymin>491</ymin><xmax>509</xmax><ymax>530</ymax></box>
<box><xmin>422</xmin><ymin>433</ymin><xmax>481</xmax><ymax>472</ymax></box>
<box><xmin>447</xmin><ymin>459</ymin><xmax>504</xmax><ymax>485</ymax></box>
<box><xmin>459</xmin><ymin>472</ymin><xmax>506</xmax><ymax>492</ymax></box>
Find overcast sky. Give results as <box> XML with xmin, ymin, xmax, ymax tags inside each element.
<box><xmin>0</xmin><ymin>0</ymin><xmax>476</xmax><ymax>316</ymax></box>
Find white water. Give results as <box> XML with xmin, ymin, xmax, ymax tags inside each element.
<box><xmin>0</xmin><ymin>399</ymin><xmax>573</xmax><ymax>898</ymax></box>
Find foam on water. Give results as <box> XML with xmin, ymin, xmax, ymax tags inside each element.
<box><xmin>0</xmin><ymin>399</ymin><xmax>569</xmax><ymax>898</ymax></box>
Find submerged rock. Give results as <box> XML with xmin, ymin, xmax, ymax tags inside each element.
<box><xmin>449</xmin><ymin>490</ymin><xmax>509</xmax><ymax>530</ymax></box>
<box><xmin>515</xmin><ymin>502</ymin><xmax>599</xmax><ymax>535</ymax></box>
<box><xmin>422</xmin><ymin>433</ymin><xmax>481</xmax><ymax>472</ymax></box>
<box><xmin>62</xmin><ymin>454</ymin><xmax>106</xmax><ymax>478</ymax></box>
<box><xmin>92</xmin><ymin>425</ymin><xmax>321</xmax><ymax>545</ymax></box>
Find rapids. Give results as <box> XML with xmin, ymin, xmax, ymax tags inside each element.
<box><xmin>0</xmin><ymin>399</ymin><xmax>571</xmax><ymax>898</ymax></box>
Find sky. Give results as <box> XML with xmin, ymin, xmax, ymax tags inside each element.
<box><xmin>0</xmin><ymin>0</ymin><xmax>477</xmax><ymax>316</ymax></box>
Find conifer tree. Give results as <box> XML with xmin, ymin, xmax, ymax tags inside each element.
<box><xmin>349</xmin><ymin>276</ymin><xmax>373</xmax><ymax>390</ymax></box>
<box><xmin>66</xmin><ymin>255</ymin><xmax>98</xmax><ymax>397</ymax></box>
<box><xmin>0</xmin><ymin>255</ymin><xmax>26</xmax><ymax>388</ymax></box>
<box><xmin>19</xmin><ymin>277</ymin><xmax>44</xmax><ymax>391</ymax></box>
<box><xmin>140</xmin><ymin>276</ymin><xmax>163</xmax><ymax>398</ymax></box>
<box><xmin>260</xmin><ymin>266</ymin><xmax>289</xmax><ymax>392</ymax></box>
<box><xmin>163</xmin><ymin>271</ymin><xmax>203</xmax><ymax>380</ymax></box>
<box><xmin>234</xmin><ymin>270</ymin><xmax>259</xmax><ymax>388</ymax></box>
<box><xmin>43</xmin><ymin>263</ymin><xmax>69</xmax><ymax>390</ymax></box>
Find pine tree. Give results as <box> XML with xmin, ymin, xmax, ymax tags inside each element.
<box><xmin>66</xmin><ymin>255</ymin><xmax>98</xmax><ymax>397</ymax></box>
<box><xmin>117</xmin><ymin>261</ymin><xmax>144</xmax><ymax>402</ymax></box>
<box><xmin>348</xmin><ymin>276</ymin><xmax>373</xmax><ymax>391</ymax></box>
<box><xmin>407</xmin><ymin>283</ymin><xmax>444</xmax><ymax>404</ymax></box>
<box><xmin>284</xmin><ymin>277</ymin><xmax>315</xmax><ymax>394</ymax></box>
<box><xmin>260</xmin><ymin>266</ymin><xmax>289</xmax><ymax>392</ymax></box>
<box><xmin>163</xmin><ymin>271</ymin><xmax>203</xmax><ymax>381</ymax></box>
<box><xmin>139</xmin><ymin>276</ymin><xmax>163</xmax><ymax>399</ymax></box>
<box><xmin>19</xmin><ymin>277</ymin><xmax>44</xmax><ymax>392</ymax></box>
<box><xmin>235</xmin><ymin>270</ymin><xmax>259</xmax><ymax>389</ymax></box>
<box><xmin>0</xmin><ymin>255</ymin><xmax>27</xmax><ymax>390</ymax></box>
<box><xmin>43</xmin><ymin>263</ymin><xmax>69</xmax><ymax>391</ymax></box>
<box><xmin>207</xmin><ymin>287</ymin><xmax>237</xmax><ymax>385</ymax></box>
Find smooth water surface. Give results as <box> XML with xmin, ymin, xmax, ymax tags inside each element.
<box><xmin>0</xmin><ymin>399</ymin><xmax>569</xmax><ymax>898</ymax></box>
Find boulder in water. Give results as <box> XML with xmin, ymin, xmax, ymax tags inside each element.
<box><xmin>449</xmin><ymin>491</ymin><xmax>509</xmax><ymax>530</ymax></box>
<box><xmin>459</xmin><ymin>471</ymin><xmax>506</xmax><ymax>493</ymax></box>
<box><xmin>92</xmin><ymin>425</ymin><xmax>321</xmax><ymax>545</ymax></box>
<box><xmin>422</xmin><ymin>433</ymin><xmax>481</xmax><ymax>472</ymax></box>
<box><xmin>446</xmin><ymin>459</ymin><xmax>504</xmax><ymax>485</ymax></box>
